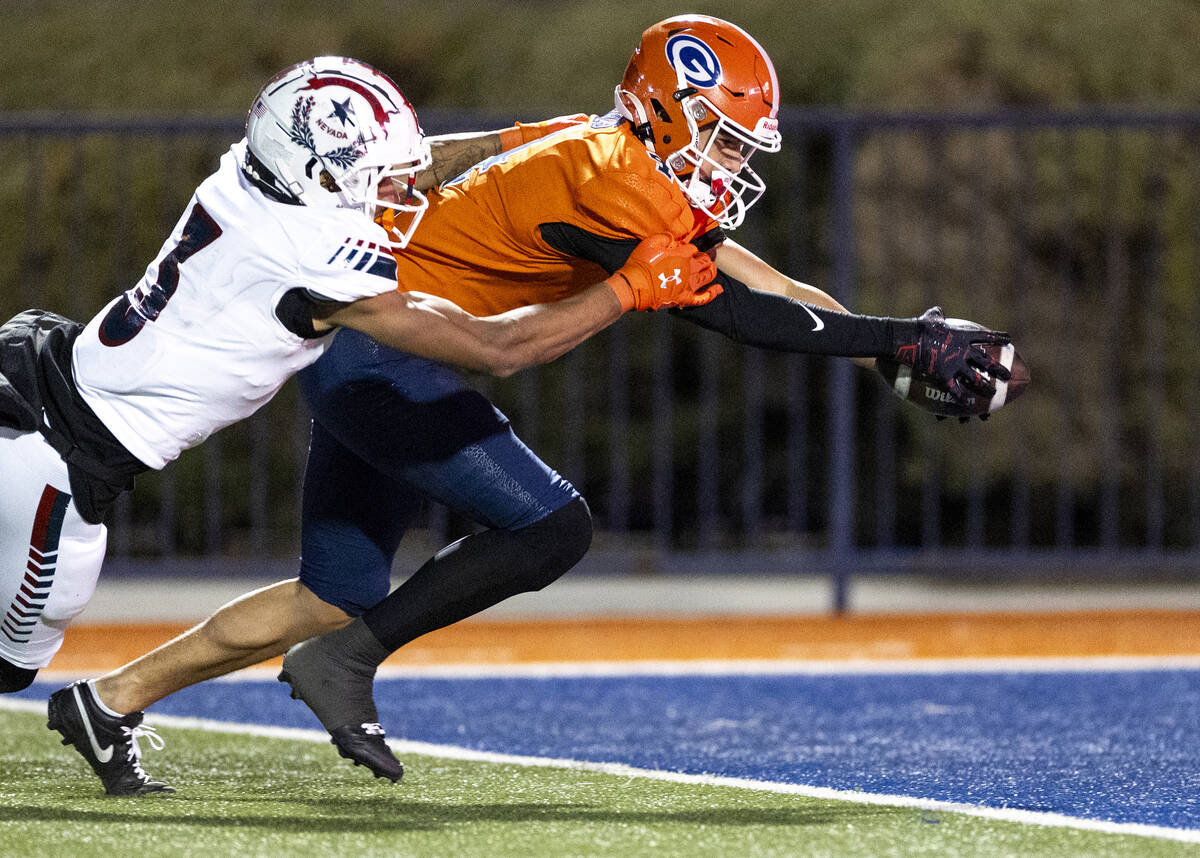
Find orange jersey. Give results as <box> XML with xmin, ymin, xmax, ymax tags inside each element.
<box><xmin>382</xmin><ymin>113</ymin><xmax>717</xmax><ymax>316</ymax></box>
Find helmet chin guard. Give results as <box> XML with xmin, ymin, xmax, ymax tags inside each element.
<box><xmin>245</xmin><ymin>56</ymin><xmax>431</xmax><ymax>248</ymax></box>
<box><xmin>615</xmin><ymin>15</ymin><xmax>781</xmax><ymax>229</ymax></box>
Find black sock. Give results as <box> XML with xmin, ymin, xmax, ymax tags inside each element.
<box><xmin>361</xmin><ymin>497</ymin><xmax>592</xmax><ymax>652</ymax></box>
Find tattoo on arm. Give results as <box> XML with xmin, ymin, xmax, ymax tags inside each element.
<box><xmin>417</xmin><ymin>135</ymin><xmax>504</xmax><ymax>191</ymax></box>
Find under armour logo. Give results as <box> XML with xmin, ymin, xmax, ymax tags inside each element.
<box><xmin>658</xmin><ymin>269</ymin><xmax>683</xmax><ymax>289</ymax></box>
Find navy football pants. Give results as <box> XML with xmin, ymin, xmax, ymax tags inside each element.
<box><xmin>296</xmin><ymin>328</ymin><xmax>580</xmax><ymax>615</ymax></box>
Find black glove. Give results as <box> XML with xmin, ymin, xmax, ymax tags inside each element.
<box><xmin>892</xmin><ymin>307</ymin><xmax>1012</xmax><ymax>404</ymax></box>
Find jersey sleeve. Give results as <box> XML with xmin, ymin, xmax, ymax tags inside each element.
<box><xmin>295</xmin><ymin>223</ymin><xmax>399</xmax><ymax>303</ymax></box>
<box><xmin>498</xmin><ymin>114</ymin><xmax>589</xmax><ymax>151</ymax></box>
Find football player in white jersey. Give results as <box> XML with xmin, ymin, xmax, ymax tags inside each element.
<box><xmin>0</xmin><ymin>56</ymin><xmax>718</xmax><ymax>795</ymax></box>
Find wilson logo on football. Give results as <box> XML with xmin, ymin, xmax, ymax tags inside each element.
<box><xmin>665</xmin><ymin>34</ymin><xmax>722</xmax><ymax>88</ymax></box>
<box><xmin>924</xmin><ymin>387</ymin><xmax>974</xmax><ymax>405</ymax></box>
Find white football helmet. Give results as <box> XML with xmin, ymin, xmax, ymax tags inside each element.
<box><xmin>244</xmin><ymin>56</ymin><xmax>432</xmax><ymax>248</ymax></box>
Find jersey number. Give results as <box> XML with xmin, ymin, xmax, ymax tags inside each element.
<box><xmin>99</xmin><ymin>203</ymin><xmax>223</xmax><ymax>346</ymax></box>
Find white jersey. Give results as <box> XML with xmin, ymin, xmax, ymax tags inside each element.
<box><xmin>73</xmin><ymin>140</ymin><xmax>400</xmax><ymax>469</ymax></box>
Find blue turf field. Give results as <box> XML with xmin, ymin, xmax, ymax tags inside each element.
<box><xmin>21</xmin><ymin>667</ymin><xmax>1200</xmax><ymax>831</ymax></box>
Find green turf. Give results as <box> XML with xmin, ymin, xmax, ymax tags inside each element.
<box><xmin>0</xmin><ymin>708</ymin><xmax>1191</xmax><ymax>858</ymax></box>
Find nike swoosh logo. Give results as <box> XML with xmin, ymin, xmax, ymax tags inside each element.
<box><xmin>800</xmin><ymin>302</ymin><xmax>825</xmax><ymax>332</ymax></box>
<box><xmin>73</xmin><ymin>684</ymin><xmax>114</xmax><ymax>764</ymax></box>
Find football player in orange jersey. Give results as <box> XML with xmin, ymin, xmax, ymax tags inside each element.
<box><xmin>71</xmin><ymin>15</ymin><xmax>1011</xmax><ymax>787</ymax></box>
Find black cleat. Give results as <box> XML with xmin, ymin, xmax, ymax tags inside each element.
<box><xmin>279</xmin><ymin>628</ymin><xmax>403</xmax><ymax>782</ymax></box>
<box><xmin>330</xmin><ymin>723</ymin><xmax>404</xmax><ymax>782</ymax></box>
<box><xmin>47</xmin><ymin>680</ymin><xmax>173</xmax><ymax>796</ymax></box>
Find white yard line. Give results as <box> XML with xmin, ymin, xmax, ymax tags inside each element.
<box><xmin>24</xmin><ymin>653</ymin><xmax>1200</xmax><ymax>685</ymax></box>
<box><xmin>4</xmin><ymin>665</ymin><xmax>1199</xmax><ymax>847</ymax></box>
<box><xmin>367</xmin><ymin>653</ymin><xmax>1200</xmax><ymax>678</ymax></box>
<box><xmin>172</xmin><ymin>653</ymin><xmax>1200</xmax><ymax>681</ymax></box>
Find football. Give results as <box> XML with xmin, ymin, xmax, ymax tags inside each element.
<box><xmin>875</xmin><ymin>323</ymin><xmax>1031</xmax><ymax>419</ymax></box>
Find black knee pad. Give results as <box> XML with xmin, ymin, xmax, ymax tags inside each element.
<box><xmin>360</xmin><ymin>496</ymin><xmax>595</xmax><ymax>651</ymax></box>
<box><xmin>519</xmin><ymin>496</ymin><xmax>593</xmax><ymax>591</ymax></box>
<box><xmin>0</xmin><ymin>657</ymin><xmax>37</xmax><ymax>693</ymax></box>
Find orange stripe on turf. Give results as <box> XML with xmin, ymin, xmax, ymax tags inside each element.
<box><xmin>46</xmin><ymin>610</ymin><xmax>1200</xmax><ymax>672</ymax></box>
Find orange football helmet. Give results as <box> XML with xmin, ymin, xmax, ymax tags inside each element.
<box><xmin>615</xmin><ymin>15</ymin><xmax>782</xmax><ymax>229</ymax></box>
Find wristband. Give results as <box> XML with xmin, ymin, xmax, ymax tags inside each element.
<box><xmin>603</xmin><ymin>271</ymin><xmax>638</xmax><ymax>312</ymax></box>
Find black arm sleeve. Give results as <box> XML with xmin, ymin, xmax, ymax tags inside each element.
<box><xmin>670</xmin><ymin>272</ymin><xmax>918</xmax><ymax>358</ymax></box>
<box><xmin>537</xmin><ymin>221</ymin><xmax>916</xmax><ymax>358</ymax></box>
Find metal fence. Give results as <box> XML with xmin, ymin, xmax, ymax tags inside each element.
<box><xmin>2</xmin><ymin>108</ymin><xmax>1199</xmax><ymax>606</ymax></box>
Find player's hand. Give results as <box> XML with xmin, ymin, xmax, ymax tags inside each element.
<box><xmin>893</xmin><ymin>307</ymin><xmax>1012</xmax><ymax>404</ymax></box>
<box><xmin>605</xmin><ymin>234</ymin><xmax>721</xmax><ymax>312</ymax></box>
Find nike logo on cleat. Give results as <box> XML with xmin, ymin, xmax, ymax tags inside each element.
<box><xmin>72</xmin><ymin>684</ymin><xmax>114</xmax><ymax>764</ymax></box>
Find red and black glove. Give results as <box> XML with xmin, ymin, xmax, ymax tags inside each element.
<box><xmin>892</xmin><ymin>307</ymin><xmax>1012</xmax><ymax>404</ymax></box>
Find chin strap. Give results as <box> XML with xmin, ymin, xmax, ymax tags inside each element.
<box><xmin>614</xmin><ymin>86</ymin><xmax>658</xmax><ymax>149</ymax></box>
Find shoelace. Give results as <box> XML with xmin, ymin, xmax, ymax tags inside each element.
<box><xmin>121</xmin><ymin>724</ymin><xmax>166</xmax><ymax>780</ymax></box>
<box><xmin>361</xmin><ymin>722</ymin><xmax>386</xmax><ymax>736</ymax></box>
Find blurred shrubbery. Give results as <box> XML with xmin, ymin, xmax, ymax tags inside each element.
<box><xmin>1</xmin><ymin>1</ymin><xmax>1198</xmax><ymax>553</ymax></box>
<box><xmin>3</xmin><ymin>0</ymin><xmax>1200</xmax><ymax>114</ymax></box>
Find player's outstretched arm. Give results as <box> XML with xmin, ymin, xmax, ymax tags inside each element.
<box><xmin>321</xmin><ymin>234</ymin><xmax>718</xmax><ymax>377</ymax></box>
<box><xmin>415</xmin><ymin>116</ymin><xmax>586</xmax><ymax>190</ymax></box>
<box><xmin>709</xmin><ymin>240</ymin><xmax>1012</xmax><ymax>403</ymax></box>
<box><xmin>715</xmin><ymin>238</ymin><xmax>850</xmax><ymax>313</ymax></box>
<box><xmin>319</xmin><ymin>288</ymin><xmax>616</xmax><ymax>377</ymax></box>
<box><xmin>714</xmin><ymin>239</ymin><xmax>877</xmax><ymax>369</ymax></box>
<box><xmin>415</xmin><ymin>132</ymin><xmax>505</xmax><ymax>191</ymax></box>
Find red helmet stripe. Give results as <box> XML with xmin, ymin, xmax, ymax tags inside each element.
<box><xmin>299</xmin><ymin>75</ymin><xmax>394</xmax><ymax>128</ymax></box>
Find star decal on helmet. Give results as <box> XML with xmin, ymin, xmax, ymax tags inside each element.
<box><xmin>328</xmin><ymin>97</ymin><xmax>356</xmax><ymax>128</ymax></box>
<box><xmin>286</xmin><ymin>95</ymin><xmax>361</xmax><ymax>170</ymax></box>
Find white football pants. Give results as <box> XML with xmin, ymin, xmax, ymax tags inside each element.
<box><xmin>0</xmin><ymin>427</ymin><xmax>107</xmax><ymax>669</ymax></box>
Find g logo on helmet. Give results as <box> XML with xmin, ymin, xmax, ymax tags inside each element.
<box><xmin>665</xmin><ymin>34</ymin><xmax>722</xmax><ymax>89</ymax></box>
